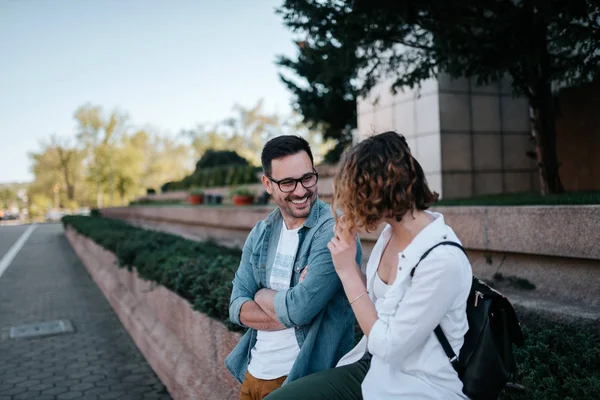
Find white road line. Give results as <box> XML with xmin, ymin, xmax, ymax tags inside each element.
<box><xmin>0</xmin><ymin>224</ymin><xmax>37</xmax><ymax>280</ymax></box>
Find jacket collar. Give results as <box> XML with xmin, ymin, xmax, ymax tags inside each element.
<box><xmin>264</xmin><ymin>197</ymin><xmax>324</xmax><ymax>229</ymax></box>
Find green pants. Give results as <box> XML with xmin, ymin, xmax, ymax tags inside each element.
<box><xmin>264</xmin><ymin>359</ymin><xmax>370</xmax><ymax>400</ymax></box>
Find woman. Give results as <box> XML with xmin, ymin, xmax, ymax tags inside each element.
<box><xmin>267</xmin><ymin>131</ymin><xmax>472</xmax><ymax>399</ymax></box>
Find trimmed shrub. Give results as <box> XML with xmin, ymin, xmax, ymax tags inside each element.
<box><xmin>195</xmin><ymin>149</ymin><xmax>249</xmax><ymax>170</ymax></box>
<box><xmin>62</xmin><ymin>215</ymin><xmax>243</xmax><ymax>332</ymax></box>
<box><xmin>162</xmin><ymin>165</ymin><xmax>261</xmax><ymax>192</ymax></box>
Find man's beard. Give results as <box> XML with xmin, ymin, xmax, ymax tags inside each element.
<box><xmin>279</xmin><ymin>190</ymin><xmax>316</xmax><ymax>219</ymax></box>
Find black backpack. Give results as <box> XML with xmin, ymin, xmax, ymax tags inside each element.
<box><xmin>411</xmin><ymin>242</ymin><xmax>525</xmax><ymax>400</ymax></box>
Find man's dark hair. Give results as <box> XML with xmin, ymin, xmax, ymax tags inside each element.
<box><xmin>261</xmin><ymin>135</ymin><xmax>314</xmax><ymax>176</ymax></box>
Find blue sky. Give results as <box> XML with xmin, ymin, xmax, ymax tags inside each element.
<box><xmin>0</xmin><ymin>0</ymin><xmax>297</xmax><ymax>182</ymax></box>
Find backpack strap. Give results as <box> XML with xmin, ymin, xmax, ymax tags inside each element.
<box><xmin>410</xmin><ymin>241</ymin><xmax>467</xmax><ymax>371</ymax></box>
<box><xmin>434</xmin><ymin>326</ymin><xmax>460</xmax><ymax>370</ymax></box>
<box><xmin>410</xmin><ymin>241</ymin><xmax>467</xmax><ymax>278</ymax></box>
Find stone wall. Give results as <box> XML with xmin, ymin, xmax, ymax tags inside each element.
<box><xmin>65</xmin><ymin>226</ymin><xmax>242</xmax><ymax>400</ymax></box>
<box><xmin>101</xmin><ymin>204</ymin><xmax>600</xmax><ymax>307</ymax></box>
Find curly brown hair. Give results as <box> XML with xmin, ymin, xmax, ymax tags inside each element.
<box><xmin>332</xmin><ymin>131</ymin><xmax>439</xmax><ymax>235</ymax></box>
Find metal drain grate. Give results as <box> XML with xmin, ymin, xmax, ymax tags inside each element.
<box><xmin>10</xmin><ymin>320</ymin><xmax>74</xmax><ymax>339</ymax></box>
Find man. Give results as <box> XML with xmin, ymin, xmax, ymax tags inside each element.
<box><xmin>225</xmin><ymin>135</ymin><xmax>362</xmax><ymax>400</ymax></box>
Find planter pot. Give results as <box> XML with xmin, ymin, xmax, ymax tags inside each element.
<box><xmin>214</xmin><ymin>195</ymin><xmax>223</xmax><ymax>205</ymax></box>
<box><xmin>205</xmin><ymin>194</ymin><xmax>214</xmax><ymax>204</ymax></box>
<box><xmin>188</xmin><ymin>194</ymin><xmax>204</xmax><ymax>205</ymax></box>
<box><xmin>232</xmin><ymin>195</ymin><xmax>254</xmax><ymax>206</ymax></box>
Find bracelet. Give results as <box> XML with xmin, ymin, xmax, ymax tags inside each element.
<box><xmin>350</xmin><ymin>291</ymin><xmax>368</xmax><ymax>305</ymax></box>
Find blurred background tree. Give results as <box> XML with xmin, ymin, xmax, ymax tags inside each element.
<box><xmin>24</xmin><ymin>98</ymin><xmax>332</xmax><ymax>211</ymax></box>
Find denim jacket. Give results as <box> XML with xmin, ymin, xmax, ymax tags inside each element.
<box><xmin>225</xmin><ymin>198</ymin><xmax>362</xmax><ymax>385</ymax></box>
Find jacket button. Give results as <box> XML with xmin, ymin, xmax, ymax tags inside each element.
<box><xmin>398</xmin><ymin>267</ymin><xmax>402</xmax><ymax>270</ymax></box>
<box><xmin>401</xmin><ymin>254</ymin><xmax>405</xmax><ymax>258</ymax></box>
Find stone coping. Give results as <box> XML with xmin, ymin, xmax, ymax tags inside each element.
<box><xmin>101</xmin><ymin>204</ymin><xmax>600</xmax><ymax>261</ymax></box>
<box><xmin>65</xmin><ymin>226</ymin><xmax>241</xmax><ymax>400</ymax></box>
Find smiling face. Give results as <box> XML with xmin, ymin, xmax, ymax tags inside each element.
<box><xmin>262</xmin><ymin>150</ymin><xmax>318</xmax><ymax>229</ymax></box>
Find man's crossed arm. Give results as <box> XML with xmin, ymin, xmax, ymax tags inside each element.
<box><xmin>240</xmin><ymin>298</ymin><xmax>286</xmax><ymax>331</ymax></box>
<box><xmin>240</xmin><ymin>268</ymin><xmax>309</xmax><ymax>331</ymax></box>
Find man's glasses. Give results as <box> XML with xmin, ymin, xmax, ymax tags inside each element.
<box><xmin>267</xmin><ymin>171</ymin><xmax>319</xmax><ymax>193</ymax></box>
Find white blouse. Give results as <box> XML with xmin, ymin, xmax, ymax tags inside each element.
<box><xmin>372</xmin><ymin>272</ymin><xmax>391</xmax><ymax>300</ymax></box>
<box><xmin>337</xmin><ymin>212</ymin><xmax>472</xmax><ymax>400</ymax></box>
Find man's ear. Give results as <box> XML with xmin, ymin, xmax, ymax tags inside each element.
<box><xmin>262</xmin><ymin>175</ymin><xmax>273</xmax><ymax>195</ymax></box>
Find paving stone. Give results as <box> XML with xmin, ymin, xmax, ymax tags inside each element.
<box><xmin>14</xmin><ymin>379</ymin><xmax>40</xmax><ymax>388</ymax></box>
<box><xmin>2</xmin><ymin>375</ymin><xmax>27</xmax><ymax>384</ymax></box>
<box><xmin>55</xmin><ymin>379</ymin><xmax>80</xmax><ymax>388</ymax></box>
<box><xmin>70</xmin><ymin>382</ymin><xmax>95</xmax><ymax>392</ymax></box>
<box><xmin>42</xmin><ymin>386</ymin><xmax>68</xmax><ymax>396</ymax></box>
<box><xmin>81</xmin><ymin>374</ymin><xmax>107</xmax><ymax>383</ymax></box>
<box><xmin>121</xmin><ymin>382</ymin><xmax>155</xmax><ymax>394</ymax></box>
<box><xmin>122</xmin><ymin>373</ymin><xmax>148</xmax><ymax>383</ymax></box>
<box><xmin>15</xmin><ymin>390</ymin><xmax>40</xmax><ymax>399</ymax></box>
<box><xmin>57</xmin><ymin>392</ymin><xmax>84</xmax><ymax>399</ymax></box>
<box><xmin>29</xmin><ymin>382</ymin><xmax>55</xmax><ymax>391</ymax></box>
<box><xmin>95</xmin><ymin>378</ymin><xmax>122</xmax><ymax>387</ymax></box>
<box><xmin>85</xmin><ymin>386</ymin><xmax>110</xmax><ymax>396</ymax></box>
<box><xmin>0</xmin><ymin>385</ymin><xmax>14</xmax><ymax>394</ymax></box>
<box><xmin>99</xmin><ymin>390</ymin><xmax>127</xmax><ymax>399</ymax></box>
<box><xmin>0</xmin><ymin>386</ymin><xmax>27</xmax><ymax>396</ymax></box>
<box><xmin>143</xmin><ymin>391</ymin><xmax>171</xmax><ymax>399</ymax></box>
<box><xmin>17</xmin><ymin>366</ymin><xmax>45</xmax><ymax>376</ymax></box>
<box><xmin>29</xmin><ymin>371</ymin><xmax>55</xmax><ymax>380</ymax></box>
<box><xmin>44</xmin><ymin>374</ymin><xmax>70</xmax><ymax>384</ymax></box>
<box><xmin>68</xmin><ymin>371</ymin><xmax>92</xmax><ymax>380</ymax></box>
<box><xmin>0</xmin><ymin>224</ymin><xmax>171</xmax><ymax>400</ymax></box>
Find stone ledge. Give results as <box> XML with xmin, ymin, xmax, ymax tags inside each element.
<box><xmin>102</xmin><ymin>204</ymin><xmax>600</xmax><ymax>261</ymax></box>
<box><xmin>64</xmin><ymin>226</ymin><xmax>241</xmax><ymax>400</ymax></box>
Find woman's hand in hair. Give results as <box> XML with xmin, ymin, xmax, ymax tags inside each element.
<box><xmin>328</xmin><ymin>222</ymin><xmax>359</xmax><ymax>277</ymax></box>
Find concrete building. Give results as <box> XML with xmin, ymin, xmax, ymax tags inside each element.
<box><xmin>356</xmin><ymin>74</ymin><xmax>538</xmax><ymax>198</ymax></box>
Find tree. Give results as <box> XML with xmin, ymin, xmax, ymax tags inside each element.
<box><xmin>74</xmin><ymin>104</ymin><xmax>128</xmax><ymax>206</ymax></box>
<box><xmin>29</xmin><ymin>135</ymin><xmax>83</xmax><ymax>209</ymax></box>
<box><xmin>141</xmin><ymin>134</ymin><xmax>192</xmax><ymax>192</ymax></box>
<box><xmin>0</xmin><ymin>187</ymin><xmax>17</xmax><ymax>209</ymax></box>
<box><xmin>277</xmin><ymin>0</ymin><xmax>600</xmax><ymax>194</ymax></box>
<box><xmin>181</xmin><ymin>123</ymin><xmax>246</xmax><ymax>161</ymax></box>
<box><xmin>223</xmin><ymin>100</ymin><xmax>282</xmax><ymax>165</ymax></box>
<box><xmin>276</xmin><ymin>39</ymin><xmax>360</xmax><ymax>163</ymax></box>
<box><xmin>182</xmin><ymin>100</ymin><xmax>282</xmax><ymax>166</ymax></box>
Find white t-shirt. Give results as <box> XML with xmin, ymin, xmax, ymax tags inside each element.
<box><xmin>247</xmin><ymin>221</ymin><xmax>301</xmax><ymax>379</ymax></box>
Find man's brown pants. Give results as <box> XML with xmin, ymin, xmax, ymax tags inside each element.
<box><xmin>239</xmin><ymin>371</ymin><xmax>287</xmax><ymax>400</ymax></box>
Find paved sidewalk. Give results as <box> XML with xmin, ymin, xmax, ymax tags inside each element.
<box><xmin>0</xmin><ymin>223</ymin><xmax>171</xmax><ymax>400</ymax></box>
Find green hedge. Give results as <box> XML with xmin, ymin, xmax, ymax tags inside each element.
<box><xmin>62</xmin><ymin>215</ymin><xmax>600</xmax><ymax>398</ymax></box>
<box><xmin>162</xmin><ymin>165</ymin><xmax>261</xmax><ymax>192</ymax></box>
<box><xmin>502</xmin><ymin>310</ymin><xmax>600</xmax><ymax>400</ymax></box>
<box><xmin>62</xmin><ymin>215</ymin><xmax>244</xmax><ymax>332</ymax></box>
<box><xmin>436</xmin><ymin>191</ymin><xmax>600</xmax><ymax>206</ymax></box>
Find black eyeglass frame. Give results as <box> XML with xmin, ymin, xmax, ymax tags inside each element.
<box><xmin>267</xmin><ymin>170</ymin><xmax>319</xmax><ymax>193</ymax></box>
